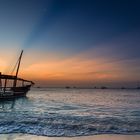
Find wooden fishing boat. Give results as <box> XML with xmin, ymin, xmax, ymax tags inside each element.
<box><xmin>0</xmin><ymin>50</ymin><xmax>34</xmax><ymax>100</ymax></box>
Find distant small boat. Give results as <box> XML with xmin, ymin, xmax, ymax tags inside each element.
<box><xmin>0</xmin><ymin>50</ymin><xmax>34</xmax><ymax>100</ymax></box>
<box><xmin>65</xmin><ymin>86</ymin><xmax>71</xmax><ymax>89</ymax></box>
<box><xmin>101</xmin><ymin>86</ymin><xmax>108</xmax><ymax>89</ymax></box>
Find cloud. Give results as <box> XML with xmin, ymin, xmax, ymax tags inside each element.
<box><xmin>19</xmin><ymin>29</ymin><xmax>140</xmax><ymax>86</ymax></box>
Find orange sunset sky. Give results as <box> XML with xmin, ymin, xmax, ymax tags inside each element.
<box><xmin>0</xmin><ymin>45</ymin><xmax>139</xmax><ymax>88</ymax></box>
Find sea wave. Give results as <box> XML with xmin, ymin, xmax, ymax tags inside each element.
<box><xmin>0</xmin><ymin>110</ymin><xmax>140</xmax><ymax>136</ymax></box>
<box><xmin>0</xmin><ymin>89</ymin><xmax>139</xmax><ymax>136</ymax></box>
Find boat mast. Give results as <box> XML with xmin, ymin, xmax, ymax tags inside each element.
<box><xmin>0</xmin><ymin>72</ymin><xmax>2</xmax><ymax>91</ymax></box>
<box><xmin>13</xmin><ymin>50</ymin><xmax>23</xmax><ymax>87</ymax></box>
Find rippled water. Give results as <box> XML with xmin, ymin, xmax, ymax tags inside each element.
<box><xmin>0</xmin><ymin>88</ymin><xmax>140</xmax><ymax>136</ymax></box>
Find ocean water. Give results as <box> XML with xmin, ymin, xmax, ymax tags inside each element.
<box><xmin>0</xmin><ymin>88</ymin><xmax>139</xmax><ymax>137</ymax></box>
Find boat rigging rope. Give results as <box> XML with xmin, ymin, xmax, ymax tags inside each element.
<box><xmin>4</xmin><ymin>56</ymin><xmax>20</xmax><ymax>87</ymax></box>
<box><xmin>10</xmin><ymin>58</ymin><xmax>19</xmax><ymax>75</ymax></box>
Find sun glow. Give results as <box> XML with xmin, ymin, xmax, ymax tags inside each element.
<box><xmin>17</xmin><ymin>48</ymin><xmax>124</xmax><ymax>85</ymax></box>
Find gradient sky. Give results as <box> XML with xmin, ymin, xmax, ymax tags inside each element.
<box><xmin>0</xmin><ymin>0</ymin><xmax>140</xmax><ymax>87</ymax></box>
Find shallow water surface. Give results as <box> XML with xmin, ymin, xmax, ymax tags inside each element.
<box><xmin>0</xmin><ymin>88</ymin><xmax>140</xmax><ymax>136</ymax></box>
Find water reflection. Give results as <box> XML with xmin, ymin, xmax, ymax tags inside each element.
<box><xmin>0</xmin><ymin>97</ymin><xmax>28</xmax><ymax>111</ymax></box>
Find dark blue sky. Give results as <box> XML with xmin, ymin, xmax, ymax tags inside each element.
<box><xmin>0</xmin><ymin>0</ymin><xmax>140</xmax><ymax>86</ymax></box>
<box><xmin>23</xmin><ymin>0</ymin><xmax>140</xmax><ymax>50</ymax></box>
<box><xmin>0</xmin><ymin>0</ymin><xmax>140</xmax><ymax>51</ymax></box>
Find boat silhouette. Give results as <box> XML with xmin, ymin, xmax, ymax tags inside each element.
<box><xmin>0</xmin><ymin>50</ymin><xmax>34</xmax><ymax>100</ymax></box>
